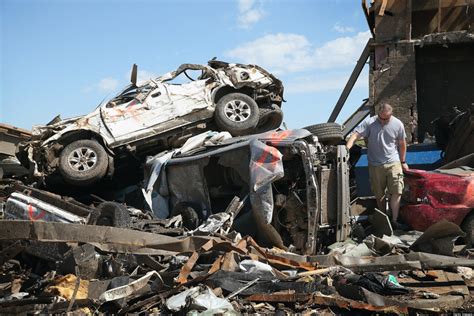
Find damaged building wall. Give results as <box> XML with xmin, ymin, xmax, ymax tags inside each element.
<box><xmin>412</xmin><ymin>0</ymin><xmax>474</xmax><ymax>37</ymax></box>
<box><xmin>370</xmin><ymin>42</ymin><xmax>417</xmax><ymax>143</ymax></box>
<box><xmin>366</xmin><ymin>0</ymin><xmax>474</xmax><ymax>143</ymax></box>
<box><xmin>372</xmin><ymin>0</ymin><xmax>411</xmax><ymax>42</ymax></box>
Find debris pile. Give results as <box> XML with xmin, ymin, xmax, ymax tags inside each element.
<box><xmin>0</xmin><ymin>210</ymin><xmax>473</xmax><ymax>313</ymax></box>
<box><xmin>1</xmin><ymin>139</ymin><xmax>474</xmax><ymax>314</ymax></box>
<box><xmin>1</xmin><ymin>82</ymin><xmax>473</xmax><ymax>313</ymax></box>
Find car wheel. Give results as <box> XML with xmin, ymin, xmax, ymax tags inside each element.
<box><xmin>303</xmin><ymin>123</ymin><xmax>343</xmax><ymax>145</ymax></box>
<box><xmin>88</xmin><ymin>202</ymin><xmax>131</xmax><ymax>227</ymax></box>
<box><xmin>254</xmin><ymin>104</ymin><xmax>283</xmax><ymax>134</ymax></box>
<box><xmin>215</xmin><ymin>93</ymin><xmax>259</xmax><ymax>136</ymax></box>
<box><xmin>59</xmin><ymin>139</ymin><xmax>109</xmax><ymax>186</ymax></box>
<box><xmin>462</xmin><ymin>212</ymin><xmax>474</xmax><ymax>248</ymax></box>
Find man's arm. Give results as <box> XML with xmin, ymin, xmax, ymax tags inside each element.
<box><xmin>399</xmin><ymin>138</ymin><xmax>409</xmax><ymax>171</ymax></box>
<box><xmin>346</xmin><ymin>132</ymin><xmax>361</xmax><ymax>149</ymax></box>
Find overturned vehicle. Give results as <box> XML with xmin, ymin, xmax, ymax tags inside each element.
<box><xmin>18</xmin><ymin>60</ymin><xmax>284</xmax><ymax>186</ymax></box>
<box><xmin>143</xmin><ymin>129</ymin><xmax>351</xmax><ymax>254</ymax></box>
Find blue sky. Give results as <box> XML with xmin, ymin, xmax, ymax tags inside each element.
<box><xmin>1</xmin><ymin>0</ymin><xmax>370</xmax><ymax>130</ymax></box>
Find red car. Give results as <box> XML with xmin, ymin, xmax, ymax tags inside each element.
<box><xmin>400</xmin><ymin>154</ymin><xmax>474</xmax><ymax>244</ymax></box>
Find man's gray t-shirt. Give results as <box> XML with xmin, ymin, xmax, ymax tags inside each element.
<box><xmin>354</xmin><ymin>115</ymin><xmax>406</xmax><ymax>166</ymax></box>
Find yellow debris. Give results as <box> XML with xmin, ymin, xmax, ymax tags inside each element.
<box><xmin>45</xmin><ymin>274</ymin><xmax>89</xmax><ymax>300</ymax></box>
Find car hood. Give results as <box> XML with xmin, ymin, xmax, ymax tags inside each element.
<box><xmin>30</xmin><ymin>107</ymin><xmax>102</xmax><ymax>143</ymax></box>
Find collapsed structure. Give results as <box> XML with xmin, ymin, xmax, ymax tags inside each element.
<box><xmin>1</xmin><ymin>2</ymin><xmax>474</xmax><ymax>313</ymax></box>
<box><xmin>367</xmin><ymin>0</ymin><xmax>474</xmax><ymax>143</ymax></box>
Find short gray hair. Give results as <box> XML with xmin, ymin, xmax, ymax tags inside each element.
<box><xmin>378</xmin><ymin>103</ymin><xmax>393</xmax><ymax>113</ymax></box>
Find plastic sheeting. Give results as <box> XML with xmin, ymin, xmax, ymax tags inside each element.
<box><xmin>143</xmin><ymin>151</ymin><xmax>174</xmax><ymax>218</ymax></box>
<box><xmin>166</xmin><ymin>285</ymin><xmax>234</xmax><ymax>313</ymax></box>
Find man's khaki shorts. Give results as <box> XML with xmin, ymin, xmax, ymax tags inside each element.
<box><xmin>368</xmin><ymin>163</ymin><xmax>404</xmax><ymax>199</ymax></box>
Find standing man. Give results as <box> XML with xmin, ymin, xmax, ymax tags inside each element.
<box><xmin>346</xmin><ymin>103</ymin><xmax>409</xmax><ymax>228</ymax></box>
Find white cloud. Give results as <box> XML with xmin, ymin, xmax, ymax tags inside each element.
<box><xmin>237</xmin><ymin>0</ymin><xmax>265</xmax><ymax>29</ymax></box>
<box><xmin>123</xmin><ymin>68</ymin><xmax>158</xmax><ymax>85</ymax></box>
<box><xmin>238</xmin><ymin>0</ymin><xmax>255</xmax><ymax>12</ymax></box>
<box><xmin>225</xmin><ymin>31</ymin><xmax>371</xmax><ymax>74</ymax></box>
<box><xmin>333</xmin><ymin>23</ymin><xmax>355</xmax><ymax>33</ymax></box>
<box><xmin>137</xmin><ymin>70</ymin><xmax>157</xmax><ymax>84</ymax></box>
<box><xmin>82</xmin><ymin>77</ymin><xmax>119</xmax><ymax>93</ymax></box>
<box><xmin>82</xmin><ymin>67</ymin><xmax>158</xmax><ymax>94</ymax></box>
<box><xmin>97</xmin><ymin>77</ymin><xmax>119</xmax><ymax>92</ymax></box>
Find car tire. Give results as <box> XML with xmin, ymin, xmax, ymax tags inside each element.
<box><xmin>255</xmin><ymin>104</ymin><xmax>283</xmax><ymax>134</ymax></box>
<box><xmin>88</xmin><ymin>202</ymin><xmax>131</xmax><ymax>227</ymax></box>
<box><xmin>215</xmin><ymin>93</ymin><xmax>259</xmax><ymax>136</ymax></box>
<box><xmin>171</xmin><ymin>202</ymin><xmax>200</xmax><ymax>230</ymax></box>
<box><xmin>59</xmin><ymin>139</ymin><xmax>109</xmax><ymax>186</ymax></box>
<box><xmin>303</xmin><ymin>123</ymin><xmax>343</xmax><ymax>145</ymax></box>
<box><xmin>462</xmin><ymin>212</ymin><xmax>474</xmax><ymax>248</ymax></box>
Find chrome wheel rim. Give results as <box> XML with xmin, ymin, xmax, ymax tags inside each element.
<box><xmin>68</xmin><ymin>147</ymin><xmax>97</xmax><ymax>171</ymax></box>
<box><xmin>224</xmin><ymin>100</ymin><xmax>251</xmax><ymax>122</ymax></box>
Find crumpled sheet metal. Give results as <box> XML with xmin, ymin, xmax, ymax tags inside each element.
<box><xmin>309</xmin><ymin>292</ymin><xmax>409</xmax><ymax>314</ymax></box>
<box><xmin>190</xmin><ymin>212</ymin><xmax>231</xmax><ymax>235</ymax></box>
<box><xmin>0</xmin><ymin>220</ymin><xmax>218</xmax><ymax>255</ymax></box>
<box><xmin>246</xmin><ymin>292</ymin><xmax>408</xmax><ymax>314</ymax></box>
<box><xmin>5</xmin><ymin>192</ymin><xmax>86</xmax><ymax>224</ymax></box>
<box><xmin>246</xmin><ymin>237</ymin><xmax>318</xmax><ymax>271</ymax></box>
<box><xmin>98</xmin><ymin>270</ymin><xmax>162</xmax><ymax>303</ymax></box>
<box><xmin>333</xmin><ymin>253</ymin><xmax>423</xmax><ymax>273</ymax></box>
<box><xmin>406</xmin><ymin>252</ymin><xmax>474</xmax><ymax>269</ymax></box>
<box><xmin>410</xmin><ymin>220</ymin><xmax>465</xmax><ymax>256</ymax></box>
<box><xmin>177</xmin><ymin>131</ymin><xmax>232</xmax><ymax>155</ymax></box>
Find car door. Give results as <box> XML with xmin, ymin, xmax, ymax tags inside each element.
<box><xmin>100</xmin><ymin>84</ymin><xmax>159</xmax><ymax>143</ymax></box>
<box><xmin>101</xmin><ymin>79</ymin><xmax>213</xmax><ymax>145</ymax></box>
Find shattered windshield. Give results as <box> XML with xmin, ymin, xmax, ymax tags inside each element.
<box><xmin>106</xmin><ymin>84</ymin><xmax>154</xmax><ymax>108</ymax></box>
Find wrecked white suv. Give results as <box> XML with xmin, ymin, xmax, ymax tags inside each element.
<box><xmin>18</xmin><ymin>60</ymin><xmax>284</xmax><ymax>186</ymax></box>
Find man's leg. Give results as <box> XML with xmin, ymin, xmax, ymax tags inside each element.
<box><xmin>390</xmin><ymin>193</ymin><xmax>401</xmax><ymax>222</ymax></box>
<box><xmin>387</xmin><ymin>163</ymin><xmax>404</xmax><ymax>223</ymax></box>
<box><xmin>369</xmin><ymin>165</ymin><xmax>386</xmax><ymax>212</ymax></box>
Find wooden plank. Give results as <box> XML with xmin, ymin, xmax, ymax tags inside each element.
<box><xmin>437</xmin><ymin>0</ymin><xmax>442</xmax><ymax>33</ymax></box>
<box><xmin>379</xmin><ymin>0</ymin><xmax>388</xmax><ymax>16</ymax></box>
<box><xmin>406</xmin><ymin>0</ymin><xmax>412</xmax><ymax>40</ymax></box>
<box><xmin>176</xmin><ymin>252</ymin><xmax>199</xmax><ymax>284</ymax></box>
<box><xmin>328</xmin><ymin>39</ymin><xmax>371</xmax><ymax>123</ymax></box>
<box><xmin>412</xmin><ymin>0</ymin><xmax>470</xmax><ymax>12</ymax></box>
<box><xmin>398</xmin><ymin>270</ymin><xmax>469</xmax><ymax>296</ymax></box>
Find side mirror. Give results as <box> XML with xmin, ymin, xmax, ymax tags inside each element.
<box><xmin>131</xmin><ymin>64</ymin><xmax>138</xmax><ymax>86</ymax></box>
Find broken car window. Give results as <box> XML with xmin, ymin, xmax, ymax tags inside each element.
<box><xmin>106</xmin><ymin>84</ymin><xmax>154</xmax><ymax>108</ymax></box>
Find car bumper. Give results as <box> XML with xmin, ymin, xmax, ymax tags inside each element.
<box><xmin>400</xmin><ymin>204</ymin><xmax>471</xmax><ymax>231</ymax></box>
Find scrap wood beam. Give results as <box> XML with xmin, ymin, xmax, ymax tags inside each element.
<box><xmin>0</xmin><ymin>220</ymin><xmax>215</xmax><ymax>254</ymax></box>
<box><xmin>246</xmin><ymin>292</ymin><xmax>408</xmax><ymax>314</ymax></box>
<box><xmin>328</xmin><ymin>39</ymin><xmax>371</xmax><ymax>123</ymax></box>
<box><xmin>412</xmin><ymin>0</ymin><xmax>472</xmax><ymax>12</ymax></box>
<box><xmin>246</xmin><ymin>292</ymin><xmax>311</xmax><ymax>302</ymax></box>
